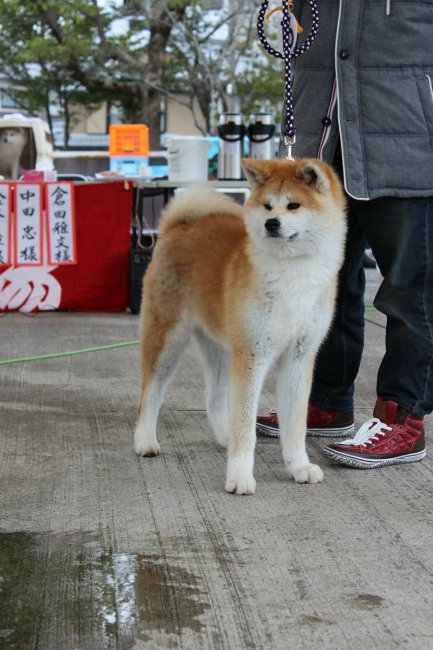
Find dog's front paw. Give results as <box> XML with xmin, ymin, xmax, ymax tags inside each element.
<box><xmin>134</xmin><ymin>439</ymin><xmax>161</xmax><ymax>457</ymax></box>
<box><xmin>287</xmin><ymin>462</ymin><xmax>324</xmax><ymax>484</ymax></box>
<box><xmin>225</xmin><ymin>468</ymin><xmax>256</xmax><ymax>495</ymax></box>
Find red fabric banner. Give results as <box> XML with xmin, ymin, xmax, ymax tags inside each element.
<box><xmin>0</xmin><ymin>181</ymin><xmax>132</xmax><ymax>313</ymax></box>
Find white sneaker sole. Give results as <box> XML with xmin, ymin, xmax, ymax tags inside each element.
<box><xmin>256</xmin><ymin>423</ymin><xmax>280</xmax><ymax>438</ymax></box>
<box><xmin>323</xmin><ymin>447</ymin><xmax>426</xmax><ymax>469</ymax></box>
<box><xmin>307</xmin><ymin>424</ymin><xmax>354</xmax><ymax>438</ymax></box>
<box><xmin>256</xmin><ymin>423</ymin><xmax>355</xmax><ymax>439</ymax></box>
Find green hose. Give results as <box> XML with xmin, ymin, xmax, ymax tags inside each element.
<box><xmin>0</xmin><ymin>340</ymin><xmax>140</xmax><ymax>366</ymax></box>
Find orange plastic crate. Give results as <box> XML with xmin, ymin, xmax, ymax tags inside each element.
<box><xmin>109</xmin><ymin>124</ymin><xmax>149</xmax><ymax>157</ymax></box>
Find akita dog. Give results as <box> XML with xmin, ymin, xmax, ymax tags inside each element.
<box><xmin>0</xmin><ymin>127</ymin><xmax>28</xmax><ymax>180</ymax></box>
<box><xmin>134</xmin><ymin>158</ymin><xmax>347</xmax><ymax>495</ymax></box>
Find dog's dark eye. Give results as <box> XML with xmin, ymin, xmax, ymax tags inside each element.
<box><xmin>287</xmin><ymin>202</ymin><xmax>300</xmax><ymax>210</ymax></box>
<box><xmin>263</xmin><ymin>203</ymin><xmax>273</xmax><ymax>211</ymax></box>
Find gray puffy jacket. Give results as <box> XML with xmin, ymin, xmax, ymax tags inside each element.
<box><xmin>283</xmin><ymin>0</ymin><xmax>433</xmax><ymax>199</ymax></box>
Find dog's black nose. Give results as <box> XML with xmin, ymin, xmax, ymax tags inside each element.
<box><xmin>265</xmin><ymin>218</ymin><xmax>280</xmax><ymax>234</ymax></box>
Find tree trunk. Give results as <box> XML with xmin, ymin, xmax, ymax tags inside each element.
<box><xmin>140</xmin><ymin>85</ymin><xmax>163</xmax><ymax>150</ymax></box>
<box><xmin>141</xmin><ymin>4</ymin><xmax>189</xmax><ymax>149</ymax></box>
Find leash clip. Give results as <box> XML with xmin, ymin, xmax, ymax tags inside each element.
<box><xmin>284</xmin><ymin>135</ymin><xmax>296</xmax><ymax>160</ymax></box>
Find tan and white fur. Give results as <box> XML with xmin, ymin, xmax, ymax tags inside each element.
<box><xmin>0</xmin><ymin>127</ymin><xmax>28</xmax><ymax>179</ymax></box>
<box><xmin>134</xmin><ymin>158</ymin><xmax>347</xmax><ymax>495</ymax></box>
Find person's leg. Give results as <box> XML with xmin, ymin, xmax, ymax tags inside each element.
<box><xmin>309</xmin><ymin>197</ymin><xmax>367</xmax><ymax>412</ymax></box>
<box><xmin>360</xmin><ymin>196</ymin><xmax>433</xmax><ymax>415</ymax></box>
<box><xmin>323</xmin><ymin>196</ymin><xmax>432</xmax><ymax>468</ymax></box>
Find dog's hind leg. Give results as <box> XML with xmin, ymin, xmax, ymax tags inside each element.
<box><xmin>134</xmin><ymin>315</ymin><xmax>191</xmax><ymax>457</ymax></box>
<box><xmin>194</xmin><ymin>329</ymin><xmax>230</xmax><ymax>448</ymax></box>
<box><xmin>276</xmin><ymin>348</ymin><xmax>324</xmax><ymax>484</ymax></box>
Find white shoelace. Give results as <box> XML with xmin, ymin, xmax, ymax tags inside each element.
<box><xmin>337</xmin><ymin>418</ymin><xmax>392</xmax><ymax>447</ymax></box>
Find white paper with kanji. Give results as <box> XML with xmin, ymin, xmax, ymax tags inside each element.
<box><xmin>15</xmin><ymin>183</ymin><xmax>43</xmax><ymax>266</ymax></box>
<box><xmin>0</xmin><ymin>183</ymin><xmax>11</xmax><ymax>266</ymax></box>
<box><xmin>46</xmin><ymin>182</ymin><xmax>77</xmax><ymax>265</ymax></box>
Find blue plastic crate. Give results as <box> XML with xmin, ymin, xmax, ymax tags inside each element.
<box><xmin>109</xmin><ymin>156</ymin><xmax>149</xmax><ymax>177</ymax></box>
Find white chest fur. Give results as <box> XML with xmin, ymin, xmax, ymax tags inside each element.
<box><xmin>246</xmin><ymin>255</ymin><xmax>335</xmax><ymax>363</ymax></box>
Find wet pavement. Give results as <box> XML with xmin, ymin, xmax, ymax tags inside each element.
<box><xmin>0</xmin><ymin>530</ymin><xmax>210</xmax><ymax>648</ymax></box>
<box><xmin>1</xmin><ymin>269</ymin><xmax>433</xmax><ymax>649</ymax></box>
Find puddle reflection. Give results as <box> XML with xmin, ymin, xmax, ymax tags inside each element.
<box><xmin>0</xmin><ymin>531</ymin><xmax>210</xmax><ymax>649</ymax></box>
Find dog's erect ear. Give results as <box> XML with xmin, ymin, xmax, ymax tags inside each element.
<box><xmin>241</xmin><ymin>159</ymin><xmax>270</xmax><ymax>189</ymax></box>
<box><xmin>297</xmin><ymin>161</ymin><xmax>331</xmax><ymax>193</ymax></box>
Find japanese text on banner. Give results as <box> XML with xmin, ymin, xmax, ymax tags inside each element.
<box><xmin>46</xmin><ymin>182</ymin><xmax>77</xmax><ymax>265</ymax></box>
<box><xmin>0</xmin><ymin>184</ymin><xmax>11</xmax><ymax>266</ymax></box>
<box><xmin>15</xmin><ymin>184</ymin><xmax>43</xmax><ymax>265</ymax></box>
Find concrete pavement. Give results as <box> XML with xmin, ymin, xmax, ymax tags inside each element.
<box><xmin>1</xmin><ymin>269</ymin><xmax>432</xmax><ymax>649</ymax></box>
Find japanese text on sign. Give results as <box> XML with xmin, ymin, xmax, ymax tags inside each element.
<box><xmin>46</xmin><ymin>182</ymin><xmax>77</xmax><ymax>265</ymax></box>
<box><xmin>0</xmin><ymin>184</ymin><xmax>12</xmax><ymax>266</ymax></box>
<box><xmin>15</xmin><ymin>184</ymin><xmax>43</xmax><ymax>265</ymax></box>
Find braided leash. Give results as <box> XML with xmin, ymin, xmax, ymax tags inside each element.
<box><xmin>257</xmin><ymin>1</ymin><xmax>319</xmax><ymax>159</ymax></box>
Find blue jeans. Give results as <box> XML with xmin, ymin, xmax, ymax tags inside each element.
<box><xmin>310</xmin><ymin>195</ymin><xmax>433</xmax><ymax>416</ymax></box>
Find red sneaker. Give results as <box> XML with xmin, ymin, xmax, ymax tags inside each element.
<box><xmin>256</xmin><ymin>404</ymin><xmax>354</xmax><ymax>438</ymax></box>
<box><xmin>307</xmin><ymin>403</ymin><xmax>355</xmax><ymax>438</ymax></box>
<box><xmin>323</xmin><ymin>398</ymin><xmax>426</xmax><ymax>468</ymax></box>
<box><xmin>256</xmin><ymin>410</ymin><xmax>280</xmax><ymax>437</ymax></box>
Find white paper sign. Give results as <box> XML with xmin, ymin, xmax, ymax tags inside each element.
<box><xmin>0</xmin><ymin>183</ymin><xmax>11</xmax><ymax>266</ymax></box>
<box><xmin>45</xmin><ymin>182</ymin><xmax>77</xmax><ymax>265</ymax></box>
<box><xmin>15</xmin><ymin>183</ymin><xmax>43</xmax><ymax>266</ymax></box>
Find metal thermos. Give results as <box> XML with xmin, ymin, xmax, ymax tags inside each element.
<box><xmin>247</xmin><ymin>112</ymin><xmax>275</xmax><ymax>159</ymax></box>
<box><xmin>217</xmin><ymin>112</ymin><xmax>245</xmax><ymax>180</ymax></box>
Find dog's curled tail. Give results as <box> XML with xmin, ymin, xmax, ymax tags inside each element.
<box><xmin>159</xmin><ymin>185</ymin><xmax>243</xmax><ymax>236</ymax></box>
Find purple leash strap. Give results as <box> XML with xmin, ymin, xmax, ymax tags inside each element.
<box><xmin>257</xmin><ymin>1</ymin><xmax>319</xmax><ymax>159</ymax></box>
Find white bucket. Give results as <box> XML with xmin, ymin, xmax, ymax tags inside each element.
<box><xmin>167</xmin><ymin>136</ymin><xmax>211</xmax><ymax>182</ymax></box>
